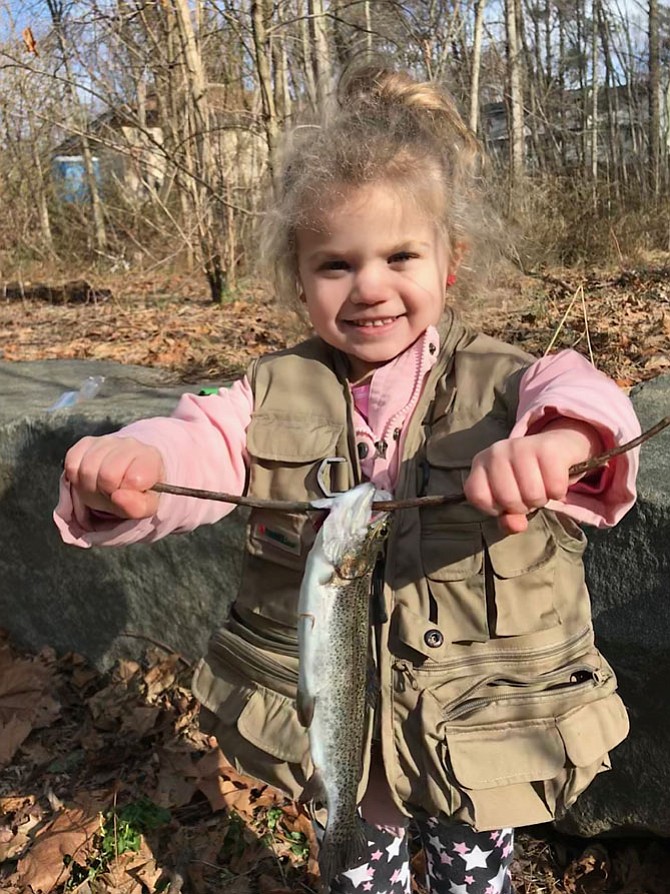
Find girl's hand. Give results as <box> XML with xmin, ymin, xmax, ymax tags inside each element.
<box><xmin>463</xmin><ymin>419</ymin><xmax>603</xmax><ymax>534</ymax></box>
<box><xmin>63</xmin><ymin>435</ymin><xmax>165</xmax><ymax>520</ymax></box>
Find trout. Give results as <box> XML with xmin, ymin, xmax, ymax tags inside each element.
<box><xmin>297</xmin><ymin>483</ymin><xmax>389</xmax><ymax>888</ymax></box>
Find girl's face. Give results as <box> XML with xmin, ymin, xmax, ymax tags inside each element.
<box><xmin>296</xmin><ymin>183</ymin><xmax>455</xmax><ymax>381</ymax></box>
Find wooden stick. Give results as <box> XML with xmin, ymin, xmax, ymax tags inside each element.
<box><xmin>150</xmin><ymin>416</ymin><xmax>670</xmax><ymax>514</ymax></box>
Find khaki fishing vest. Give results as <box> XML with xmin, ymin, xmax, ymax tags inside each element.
<box><xmin>192</xmin><ymin>309</ymin><xmax>629</xmax><ymax>831</ymax></box>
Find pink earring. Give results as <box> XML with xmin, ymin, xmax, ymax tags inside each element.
<box><xmin>446</xmin><ymin>273</ymin><xmax>457</xmax><ymax>288</ymax></box>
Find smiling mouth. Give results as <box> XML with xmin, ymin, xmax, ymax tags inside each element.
<box><xmin>347</xmin><ymin>316</ymin><xmax>399</xmax><ymax>328</ymax></box>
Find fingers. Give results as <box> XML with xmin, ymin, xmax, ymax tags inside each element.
<box><xmin>463</xmin><ymin>434</ymin><xmax>572</xmax><ymax>529</ymax></box>
<box><xmin>63</xmin><ymin>435</ymin><xmax>164</xmax><ymax>519</ymax></box>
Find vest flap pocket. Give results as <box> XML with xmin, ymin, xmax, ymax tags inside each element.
<box><xmin>484</xmin><ymin>513</ymin><xmax>556</xmax><ymax>578</ymax></box>
<box><xmin>237</xmin><ymin>687</ymin><xmax>308</xmax><ymax>763</ymax></box>
<box><xmin>422</xmin><ymin>528</ymin><xmax>483</xmax><ymax>581</ymax></box>
<box><xmin>247</xmin><ymin>414</ymin><xmax>343</xmax><ymax>462</ymax></box>
<box><xmin>557</xmin><ymin>693</ymin><xmax>629</xmax><ymax>768</ymax></box>
<box><xmin>445</xmin><ymin>691</ymin><xmax>628</xmax><ymax>792</ymax></box>
<box><xmin>446</xmin><ymin>720</ymin><xmax>565</xmax><ymax>789</ymax></box>
<box><xmin>192</xmin><ymin>656</ymin><xmax>308</xmax><ymax>764</ymax></box>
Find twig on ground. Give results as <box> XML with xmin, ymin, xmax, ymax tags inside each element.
<box><xmin>118</xmin><ymin>631</ymin><xmax>192</xmax><ymax>669</ymax></box>
<box><xmin>544</xmin><ymin>285</ymin><xmax>581</xmax><ymax>356</ymax></box>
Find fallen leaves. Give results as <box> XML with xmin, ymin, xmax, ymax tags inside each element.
<box><xmin>0</xmin><ymin>275</ymin><xmax>304</xmax><ymax>382</ymax></box>
<box><xmin>15</xmin><ymin>800</ymin><xmax>105</xmax><ymax>893</ymax></box>
<box><xmin>467</xmin><ymin>261</ymin><xmax>670</xmax><ymax>391</ymax></box>
<box><xmin>0</xmin><ymin>636</ymin><xmax>320</xmax><ymax>894</ymax></box>
<box><xmin>0</xmin><ymin>635</ymin><xmax>60</xmax><ymax>768</ymax></box>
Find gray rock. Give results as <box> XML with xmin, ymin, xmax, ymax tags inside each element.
<box><xmin>561</xmin><ymin>373</ymin><xmax>670</xmax><ymax>836</ymax></box>
<box><xmin>0</xmin><ymin>359</ymin><xmax>245</xmax><ymax>670</ymax></box>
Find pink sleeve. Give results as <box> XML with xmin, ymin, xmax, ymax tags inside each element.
<box><xmin>54</xmin><ymin>376</ymin><xmax>254</xmax><ymax>547</ymax></box>
<box><xmin>510</xmin><ymin>350</ymin><xmax>640</xmax><ymax>528</ymax></box>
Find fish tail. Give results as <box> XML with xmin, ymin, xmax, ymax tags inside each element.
<box><xmin>318</xmin><ymin>816</ymin><xmax>368</xmax><ymax>891</ymax></box>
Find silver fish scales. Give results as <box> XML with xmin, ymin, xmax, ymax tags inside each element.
<box><xmin>297</xmin><ymin>483</ymin><xmax>390</xmax><ymax>888</ymax></box>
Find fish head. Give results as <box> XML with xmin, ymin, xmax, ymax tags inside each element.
<box><xmin>320</xmin><ymin>483</ymin><xmax>390</xmax><ymax>578</ymax></box>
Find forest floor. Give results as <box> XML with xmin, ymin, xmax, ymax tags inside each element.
<box><xmin>1</xmin><ymin>258</ymin><xmax>670</xmax><ymax>894</ymax></box>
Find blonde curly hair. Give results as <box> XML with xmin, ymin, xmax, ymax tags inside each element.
<box><xmin>261</xmin><ymin>65</ymin><xmax>491</xmax><ymax>307</ymax></box>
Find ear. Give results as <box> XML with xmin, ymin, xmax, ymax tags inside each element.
<box><xmin>446</xmin><ymin>240</ymin><xmax>467</xmax><ymax>285</ymax></box>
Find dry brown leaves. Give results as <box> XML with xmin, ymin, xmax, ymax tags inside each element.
<box><xmin>0</xmin><ymin>274</ymin><xmax>304</xmax><ymax>383</ymax></box>
<box><xmin>470</xmin><ymin>263</ymin><xmax>670</xmax><ymax>391</ymax></box>
<box><xmin>0</xmin><ymin>639</ymin><xmax>61</xmax><ymax>768</ymax></box>
<box><xmin>0</xmin><ymin>632</ymin><xmax>321</xmax><ymax>894</ymax></box>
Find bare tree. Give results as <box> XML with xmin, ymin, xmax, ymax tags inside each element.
<box><xmin>506</xmin><ymin>0</ymin><xmax>526</xmax><ymax>191</ymax></box>
<box><xmin>44</xmin><ymin>0</ymin><xmax>108</xmax><ymax>253</ymax></box>
<box><xmin>469</xmin><ymin>0</ymin><xmax>486</xmax><ymax>133</ymax></box>
<box><xmin>648</xmin><ymin>0</ymin><xmax>660</xmax><ymax>195</ymax></box>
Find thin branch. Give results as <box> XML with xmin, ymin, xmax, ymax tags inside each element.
<box><xmin>118</xmin><ymin>630</ymin><xmax>192</xmax><ymax>668</ymax></box>
<box><xmin>150</xmin><ymin>417</ymin><xmax>669</xmax><ymax>513</ymax></box>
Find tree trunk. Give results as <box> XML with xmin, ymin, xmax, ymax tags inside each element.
<box><xmin>251</xmin><ymin>0</ymin><xmax>279</xmax><ymax>178</ymax></box>
<box><xmin>469</xmin><ymin>0</ymin><xmax>486</xmax><ymax>133</ymax></box>
<box><xmin>308</xmin><ymin>0</ymin><xmax>331</xmax><ymax>109</ymax></box>
<box><xmin>506</xmin><ymin>0</ymin><xmax>526</xmax><ymax>194</ymax></box>
<box><xmin>590</xmin><ymin>0</ymin><xmax>599</xmax><ymax>205</ymax></box>
<box><xmin>44</xmin><ymin>0</ymin><xmax>108</xmax><ymax>254</ymax></box>
<box><xmin>648</xmin><ymin>0</ymin><xmax>660</xmax><ymax>195</ymax></box>
<box><xmin>173</xmin><ymin>0</ymin><xmax>227</xmax><ymax>301</ymax></box>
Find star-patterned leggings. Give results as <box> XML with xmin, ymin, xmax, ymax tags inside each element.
<box><xmin>317</xmin><ymin>818</ymin><xmax>514</xmax><ymax>894</ymax></box>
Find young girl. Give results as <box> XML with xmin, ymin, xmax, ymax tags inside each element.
<box><xmin>55</xmin><ymin>67</ymin><xmax>640</xmax><ymax>894</ymax></box>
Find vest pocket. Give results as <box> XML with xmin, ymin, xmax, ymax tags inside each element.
<box><xmin>483</xmin><ymin>512</ymin><xmax>560</xmax><ymax>636</ymax></box>
<box><xmin>192</xmin><ymin>626</ymin><xmax>311</xmax><ymax>801</ymax></box>
<box><xmin>413</xmin><ymin>653</ymin><xmax>628</xmax><ymax>830</ymax></box>
<box><xmin>421</xmin><ymin>527</ymin><xmax>488</xmax><ymax>643</ymax></box>
<box><xmin>420</xmin><ymin>512</ymin><xmax>560</xmax><ymax>643</ymax></box>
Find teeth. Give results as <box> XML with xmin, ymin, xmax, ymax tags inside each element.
<box><xmin>352</xmin><ymin>318</ymin><xmax>395</xmax><ymax>327</ymax></box>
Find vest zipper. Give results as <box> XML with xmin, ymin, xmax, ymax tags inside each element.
<box><xmin>212</xmin><ymin>629</ymin><xmax>298</xmax><ymax>687</ymax></box>
<box><xmin>396</xmin><ymin>627</ymin><xmax>593</xmax><ymax>677</ymax></box>
<box><xmin>443</xmin><ymin>667</ymin><xmax>607</xmax><ymax>722</ymax></box>
<box><xmin>393</xmin><ymin>660</ymin><xmax>419</xmax><ymax>692</ymax></box>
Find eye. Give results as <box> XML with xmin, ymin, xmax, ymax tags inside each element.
<box><xmin>319</xmin><ymin>259</ymin><xmax>350</xmax><ymax>273</ymax></box>
<box><xmin>388</xmin><ymin>251</ymin><xmax>417</xmax><ymax>265</ymax></box>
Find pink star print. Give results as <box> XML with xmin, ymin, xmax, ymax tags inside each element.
<box><xmin>502</xmin><ymin>842</ymin><xmax>513</xmax><ymax>858</ymax></box>
<box><xmin>363</xmin><ymin>884</ymin><xmax>373</xmax><ymax>891</ymax></box>
<box><xmin>485</xmin><ymin>887</ymin><xmax>496</xmax><ymax>894</ymax></box>
<box><xmin>389</xmin><ymin>869</ymin><xmax>402</xmax><ymax>884</ymax></box>
<box><xmin>453</xmin><ymin>842</ymin><xmax>470</xmax><ymax>855</ymax></box>
<box><xmin>465</xmin><ymin>876</ymin><xmax>475</xmax><ymax>884</ymax></box>
<box><xmin>440</xmin><ymin>853</ymin><xmax>453</xmax><ymax>865</ymax></box>
<box><xmin>489</xmin><ymin>832</ymin><xmax>500</xmax><ymax>842</ymax></box>
<box><xmin>370</xmin><ymin>850</ymin><xmax>383</xmax><ymax>861</ymax></box>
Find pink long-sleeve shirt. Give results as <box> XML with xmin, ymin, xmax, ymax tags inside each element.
<box><xmin>54</xmin><ymin>328</ymin><xmax>641</xmax><ymax>548</ymax></box>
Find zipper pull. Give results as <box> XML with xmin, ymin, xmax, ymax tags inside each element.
<box><xmin>393</xmin><ymin>660</ymin><xmax>419</xmax><ymax>693</ymax></box>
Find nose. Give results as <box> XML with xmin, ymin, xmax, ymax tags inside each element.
<box><xmin>350</xmin><ymin>262</ymin><xmax>393</xmax><ymax>304</ymax></box>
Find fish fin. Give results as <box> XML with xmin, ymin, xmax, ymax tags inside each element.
<box><xmin>300</xmin><ymin>768</ymin><xmax>327</xmax><ymax>806</ymax></box>
<box><xmin>296</xmin><ymin>689</ymin><xmax>315</xmax><ymax>728</ymax></box>
<box><xmin>318</xmin><ymin>817</ymin><xmax>368</xmax><ymax>888</ymax></box>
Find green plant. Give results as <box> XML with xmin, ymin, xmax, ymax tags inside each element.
<box><xmin>287</xmin><ymin>830</ymin><xmax>310</xmax><ymax>860</ymax></box>
<box><xmin>65</xmin><ymin>798</ymin><xmax>171</xmax><ymax>889</ymax></box>
<box><xmin>266</xmin><ymin>805</ymin><xmax>284</xmax><ymax>831</ymax></box>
